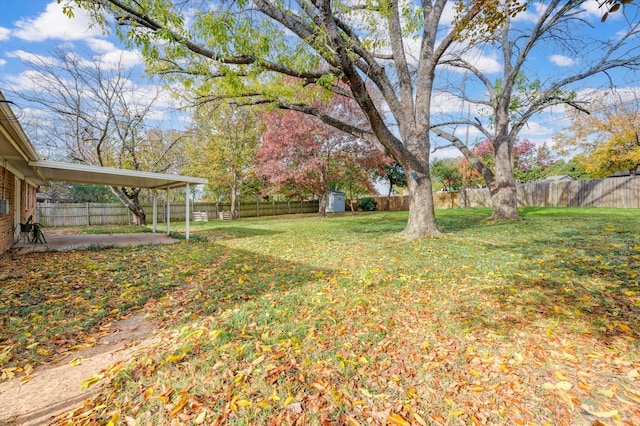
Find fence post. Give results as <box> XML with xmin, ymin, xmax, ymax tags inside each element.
<box><xmin>257</xmin><ymin>200</ymin><xmax>260</xmax><ymax>217</ymax></box>
<box><xmin>86</xmin><ymin>202</ymin><xmax>90</xmax><ymax>226</ymax></box>
<box><xmin>272</xmin><ymin>201</ymin><xmax>275</xmax><ymax>216</ymax></box>
<box><xmin>53</xmin><ymin>202</ymin><xmax>57</xmax><ymax>228</ymax></box>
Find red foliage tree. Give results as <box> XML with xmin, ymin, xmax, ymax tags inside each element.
<box><xmin>258</xmin><ymin>95</ymin><xmax>388</xmax><ymax>215</ymax></box>
<box><xmin>456</xmin><ymin>139</ymin><xmax>554</xmax><ymax>186</ymax></box>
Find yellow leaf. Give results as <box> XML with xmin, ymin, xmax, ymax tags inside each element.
<box><xmin>581</xmin><ymin>406</ymin><xmax>619</xmax><ymax>418</ymax></box>
<box><xmin>79</xmin><ymin>374</ymin><xmax>103</xmax><ymax>390</ymax></box>
<box><xmin>283</xmin><ymin>395</ymin><xmax>294</xmax><ymax>406</ymax></box>
<box><xmin>449</xmin><ymin>410</ymin><xmax>465</xmax><ymax>416</ymax></box>
<box><xmin>20</xmin><ymin>375</ymin><xmax>31</xmax><ymax>384</ymax></box>
<box><xmin>345</xmin><ymin>416</ymin><xmax>362</xmax><ymax>426</ymax></box>
<box><xmin>388</xmin><ymin>413</ymin><xmax>410</xmax><ymax>426</ymax></box>
<box><xmin>23</xmin><ymin>364</ymin><xmax>33</xmax><ymax>376</ymax></box>
<box><xmin>26</xmin><ymin>342</ymin><xmax>39</xmax><ymax>349</ymax></box>
<box><xmin>143</xmin><ymin>386</ymin><xmax>154</xmax><ymax>401</ymax></box>
<box><xmin>251</xmin><ymin>355</ymin><xmax>266</xmax><ymax>366</ymax></box>
<box><xmin>554</xmin><ymin>371</ymin><xmax>567</xmax><ymax>380</ymax></box>
<box><xmin>470</xmin><ymin>385</ymin><xmax>486</xmax><ymax>392</ymax></box>
<box><xmin>70</xmin><ymin>343</ymin><xmax>95</xmax><ymax>350</ymax></box>
<box><xmin>165</xmin><ymin>353</ymin><xmax>184</xmax><ymax>363</ymax></box>
<box><xmin>170</xmin><ymin>396</ymin><xmax>188</xmax><ymax>417</ymax></box>
<box><xmin>616</xmin><ymin>323</ymin><xmax>632</xmax><ymax>333</ymax></box>
<box><xmin>599</xmin><ymin>388</ymin><xmax>614</xmax><ymax>398</ymax></box>
<box><xmin>413</xmin><ymin>412</ymin><xmax>428</xmax><ymax>426</ymax></box>
<box><xmin>543</xmin><ymin>381</ymin><xmax>572</xmax><ymax>391</ymax></box>
<box><xmin>556</xmin><ymin>381</ymin><xmax>572</xmax><ymax>390</ymax></box>
<box><xmin>627</xmin><ymin>369</ymin><xmax>639</xmax><ymax>379</ymax></box>
<box><xmin>106</xmin><ymin>412</ymin><xmax>119</xmax><ymax>426</ymax></box>
<box><xmin>70</xmin><ymin>357</ymin><xmax>85</xmax><ymax>367</ymax></box>
<box><xmin>236</xmin><ymin>399</ymin><xmax>251</xmax><ymax>407</ymax></box>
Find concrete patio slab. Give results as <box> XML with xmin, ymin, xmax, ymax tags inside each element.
<box><xmin>11</xmin><ymin>232</ymin><xmax>179</xmax><ymax>254</ymax></box>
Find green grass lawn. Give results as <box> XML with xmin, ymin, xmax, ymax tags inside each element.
<box><xmin>1</xmin><ymin>207</ymin><xmax>639</xmax><ymax>424</ymax></box>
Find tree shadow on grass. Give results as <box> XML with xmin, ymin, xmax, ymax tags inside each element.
<box><xmin>195</xmin><ymin>226</ymin><xmax>283</xmax><ymax>240</ymax></box>
<box><xmin>449</xmin><ymin>228</ymin><xmax>639</xmax><ymax>342</ymax></box>
<box><xmin>0</xmin><ymin>240</ymin><xmax>335</xmax><ymax>370</ymax></box>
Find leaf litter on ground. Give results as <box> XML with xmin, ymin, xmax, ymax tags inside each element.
<box><xmin>1</xmin><ymin>208</ymin><xmax>639</xmax><ymax>425</ymax></box>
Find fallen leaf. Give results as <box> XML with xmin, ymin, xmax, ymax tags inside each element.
<box><xmin>581</xmin><ymin>406</ymin><xmax>619</xmax><ymax>418</ymax></box>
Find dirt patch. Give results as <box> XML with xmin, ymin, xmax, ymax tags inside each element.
<box><xmin>0</xmin><ymin>313</ymin><xmax>157</xmax><ymax>426</ymax></box>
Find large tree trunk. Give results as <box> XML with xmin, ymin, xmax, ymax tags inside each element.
<box><xmin>489</xmin><ymin>140</ymin><xmax>519</xmax><ymax>220</ymax></box>
<box><xmin>401</xmin><ymin>171</ymin><xmax>440</xmax><ymax>239</ymax></box>
<box><xmin>110</xmin><ymin>186</ymin><xmax>147</xmax><ymax>225</ymax></box>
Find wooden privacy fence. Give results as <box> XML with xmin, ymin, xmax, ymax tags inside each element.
<box><xmin>465</xmin><ymin>176</ymin><xmax>640</xmax><ymax>209</ymax></box>
<box><xmin>369</xmin><ymin>176</ymin><xmax>639</xmax><ymax>211</ymax></box>
<box><xmin>367</xmin><ymin>191</ymin><xmax>460</xmax><ymax>211</ymax></box>
<box><xmin>36</xmin><ymin>200</ymin><xmax>320</xmax><ymax>227</ymax></box>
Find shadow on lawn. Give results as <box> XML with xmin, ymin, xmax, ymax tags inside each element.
<box><xmin>451</xmin><ymin>229</ymin><xmax>639</xmax><ymax>342</ymax></box>
<box><xmin>0</xmin><ymin>240</ymin><xmax>336</xmax><ymax>369</ymax></box>
<box><xmin>196</xmin><ymin>226</ymin><xmax>283</xmax><ymax>240</ymax></box>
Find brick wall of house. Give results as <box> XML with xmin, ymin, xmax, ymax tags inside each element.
<box><xmin>0</xmin><ymin>167</ymin><xmax>37</xmax><ymax>254</ymax></box>
<box><xmin>0</xmin><ymin>166</ymin><xmax>16</xmax><ymax>254</ymax></box>
<box><xmin>21</xmin><ymin>179</ymin><xmax>36</xmax><ymax>223</ymax></box>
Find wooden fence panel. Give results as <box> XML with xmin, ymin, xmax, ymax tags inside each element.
<box><xmin>466</xmin><ymin>176</ymin><xmax>639</xmax><ymax>209</ymax></box>
<box><xmin>36</xmin><ymin>200</ymin><xmax>321</xmax><ymax>226</ymax></box>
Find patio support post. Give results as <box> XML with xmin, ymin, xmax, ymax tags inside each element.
<box><xmin>185</xmin><ymin>183</ymin><xmax>190</xmax><ymax>241</ymax></box>
<box><xmin>152</xmin><ymin>191</ymin><xmax>157</xmax><ymax>233</ymax></box>
<box><xmin>166</xmin><ymin>187</ymin><xmax>171</xmax><ymax>235</ymax></box>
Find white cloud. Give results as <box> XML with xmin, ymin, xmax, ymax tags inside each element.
<box><xmin>441</xmin><ymin>46</ymin><xmax>502</xmax><ymax>74</ymax></box>
<box><xmin>96</xmin><ymin>50</ymin><xmax>143</xmax><ymax>70</ymax></box>
<box><xmin>0</xmin><ymin>59</ymin><xmax>6</xmax><ymax>68</ymax></box>
<box><xmin>580</xmin><ymin>0</ymin><xmax>608</xmax><ymax>20</ymax></box>
<box><xmin>512</xmin><ymin>2</ymin><xmax>546</xmax><ymax>23</ymax></box>
<box><xmin>12</xmin><ymin>1</ymin><xmax>103</xmax><ymax>42</ymax></box>
<box><xmin>7</xmin><ymin>50</ymin><xmax>58</xmax><ymax>66</ymax></box>
<box><xmin>549</xmin><ymin>54</ymin><xmax>577</xmax><ymax>67</ymax></box>
<box><xmin>5</xmin><ymin>70</ymin><xmax>51</xmax><ymax>91</ymax></box>
<box><xmin>85</xmin><ymin>38</ymin><xmax>116</xmax><ymax>53</ymax></box>
<box><xmin>439</xmin><ymin>1</ymin><xmax>457</xmax><ymax>27</ymax></box>
<box><xmin>0</xmin><ymin>27</ymin><xmax>10</xmax><ymax>41</ymax></box>
<box><xmin>467</xmin><ymin>51</ymin><xmax>501</xmax><ymax>74</ymax></box>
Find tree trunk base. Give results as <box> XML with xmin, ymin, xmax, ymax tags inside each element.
<box><xmin>400</xmin><ymin>177</ymin><xmax>441</xmax><ymax>240</ymax></box>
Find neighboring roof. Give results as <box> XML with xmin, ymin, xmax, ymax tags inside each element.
<box><xmin>0</xmin><ymin>94</ymin><xmax>47</xmax><ymax>186</ymax></box>
<box><xmin>30</xmin><ymin>160</ymin><xmax>207</xmax><ymax>190</ymax></box>
<box><xmin>544</xmin><ymin>175</ymin><xmax>575</xmax><ymax>181</ymax></box>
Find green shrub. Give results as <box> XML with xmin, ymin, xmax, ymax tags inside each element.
<box><xmin>357</xmin><ymin>197</ymin><xmax>377</xmax><ymax>211</ymax></box>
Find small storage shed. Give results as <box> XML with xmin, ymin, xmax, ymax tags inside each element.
<box><xmin>326</xmin><ymin>190</ymin><xmax>345</xmax><ymax>213</ymax></box>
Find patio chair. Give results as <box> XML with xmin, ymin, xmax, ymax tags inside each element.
<box><xmin>17</xmin><ymin>222</ymin><xmax>33</xmax><ymax>244</ymax></box>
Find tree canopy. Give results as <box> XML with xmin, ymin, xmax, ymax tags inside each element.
<box><xmin>554</xmin><ymin>95</ymin><xmax>640</xmax><ymax>177</ymax></box>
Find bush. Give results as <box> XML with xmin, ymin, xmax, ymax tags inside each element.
<box><xmin>357</xmin><ymin>197</ymin><xmax>377</xmax><ymax>211</ymax></box>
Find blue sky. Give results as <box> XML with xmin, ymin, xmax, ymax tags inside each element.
<box><xmin>1</xmin><ymin>0</ymin><xmax>639</xmax><ymax>161</ymax></box>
